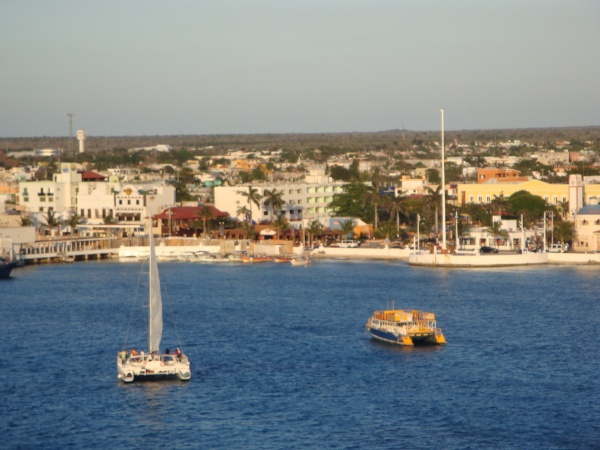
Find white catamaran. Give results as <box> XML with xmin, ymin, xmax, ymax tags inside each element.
<box><xmin>117</xmin><ymin>225</ymin><xmax>191</xmax><ymax>383</ymax></box>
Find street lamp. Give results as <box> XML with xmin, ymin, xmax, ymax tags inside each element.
<box><xmin>417</xmin><ymin>214</ymin><xmax>421</xmax><ymax>252</ymax></box>
<box><xmin>550</xmin><ymin>211</ymin><xmax>554</xmax><ymax>247</ymax></box>
<box><xmin>455</xmin><ymin>210</ymin><xmax>459</xmax><ymax>250</ymax></box>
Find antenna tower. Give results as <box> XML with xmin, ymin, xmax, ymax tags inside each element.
<box><xmin>67</xmin><ymin>113</ymin><xmax>74</xmax><ymax>158</ymax></box>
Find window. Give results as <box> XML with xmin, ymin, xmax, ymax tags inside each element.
<box><xmin>119</xmin><ymin>200</ymin><xmax>123</xmax><ymax>205</ymax></box>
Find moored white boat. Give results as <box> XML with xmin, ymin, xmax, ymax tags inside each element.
<box><xmin>290</xmin><ymin>256</ymin><xmax>311</xmax><ymax>266</ymax></box>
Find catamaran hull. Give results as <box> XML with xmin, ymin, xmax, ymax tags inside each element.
<box><xmin>368</xmin><ymin>327</ymin><xmax>414</xmax><ymax>345</ymax></box>
<box><xmin>118</xmin><ymin>372</ymin><xmax>191</xmax><ymax>383</ymax></box>
<box><xmin>117</xmin><ymin>357</ymin><xmax>191</xmax><ymax>383</ymax></box>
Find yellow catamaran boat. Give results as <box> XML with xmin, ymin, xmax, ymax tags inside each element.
<box><xmin>366</xmin><ymin>309</ymin><xmax>447</xmax><ymax>346</ymax></box>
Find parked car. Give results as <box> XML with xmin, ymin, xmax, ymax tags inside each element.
<box><xmin>479</xmin><ymin>246</ymin><xmax>499</xmax><ymax>254</ymax></box>
<box><xmin>547</xmin><ymin>244</ymin><xmax>564</xmax><ymax>253</ymax></box>
<box><xmin>339</xmin><ymin>240</ymin><xmax>360</xmax><ymax>248</ymax></box>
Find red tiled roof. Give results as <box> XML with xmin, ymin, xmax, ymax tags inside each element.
<box><xmin>81</xmin><ymin>171</ymin><xmax>107</xmax><ymax>180</ymax></box>
<box><xmin>153</xmin><ymin>205</ymin><xmax>228</xmax><ymax>221</ymax></box>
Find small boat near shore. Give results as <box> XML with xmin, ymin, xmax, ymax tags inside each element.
<box><xmin>241</xmin><ymin>254</ymin><xmax>272</xmax><ymax>263</ymax></box>
<box><xmin>0</xmin><ymin>257</ymin><xmax>18</xmax><ymax>279</ymax></box>
<box><xmin>290</xmin><ymin>256</ymin><xmax>311</xmax><ymax>266</ymax></box>
<box><xmin>273</xmin><ymin>256</ymin><xmax>293</xmax><ymax>263</ymax></box>
<box><xmin>366</xmin><ymin>308</ymin><xmax>446</xmax><ymax>346</ymax></box>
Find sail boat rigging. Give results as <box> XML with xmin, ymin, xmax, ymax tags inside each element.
<box><xmin>117</xmin><ymin>219</ymin><xmax>191</xmax><ymax>383</ymax></box>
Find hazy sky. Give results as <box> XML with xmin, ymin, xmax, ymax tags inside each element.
<box><xmin>1</xmin><ymin>0</ymin><xmax>598</xmax><ymax>137</ymax></box>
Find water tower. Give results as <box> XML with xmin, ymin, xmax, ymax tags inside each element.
<box><xmin>77</xmin><ymin>129</ymin><xmax>86</xmax><ymax>153</ymax></box>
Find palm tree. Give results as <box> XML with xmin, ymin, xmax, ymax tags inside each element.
<box><xmin>339</xmin><ymin>219</ymin><xmax>355</xmax><ymax>240</ymax></box>
<box><xmin>424</xmin><ymin>186</ymin><xmax>443</xmax><ymax>241</ymax></box>
<box><xmin>377</xmin><ymin>219</ymin><xmax>395</xmax><ymax>240</ymax></box>
<box><xmin>64</xmin><ymin>210</ymin><xmax>84</xmax><ymax>236</ymax></box>
<box><xmin>19</xmin><ymin>215</ymin><xmax>33</xmax><ymax>227</ymax></box>
<box><xmin>236</xmin><ymin>205</ymin><xmax>251</xmax><ymax>223</ymax></box>
<box><xmin>385</xmin><ymin>195</ymin><xmax>406</xmax><ymax>238</ymax></box>
<box><xmin>490</xmin><ymin>192</ymin><xmax>509</xmax><ymax>215</ymax></box>
<box><xmin>306</xmin><ymin>219</ymin><xmax>324</xmax><ymax>248</ymax></box>
<box><xmin>361</xmin><ymin>186</ymin><xmax>382</xmax><ymax>231</ymax></box>
<box><xmin>273</xmin><ymin>213</ymin><xmax>290</xmax><ymax>240</ymax></box>
<box><xmin>44</xmin><ymin>210</ymin><xmax>60</xmax><ymax>236</ymax></box>
<box><xmin>196</xmin><ymin>205</ymin><xmax>215</xmax><ymax>237</ymax></box>
<box><xmin>554</xmin><ymin>220</ymin><xmax>577</xmax><ymax>247</ymax></box>
<box><xmin>240</xmin><ymin>187</ymin><xmax>262</xmax><ymax>224</ymax></box>
<box><xmin>263</xmin><ymin>188</ymin><xmax>285</xmax><ymax>221</ymax></box>
<box><xmin>557</xmin><ymin>200</ymin><xmax>569</xmax><ymax>220</ymax></box>
<box><xmin>104</xmin><ymin>212</ymin><xmax>117</xmax><ymax>225</ymax></box>
<box><xmin>485</xmin><ymin>221</ymin><xmax>509</xmax><ymax>248</ymax></box>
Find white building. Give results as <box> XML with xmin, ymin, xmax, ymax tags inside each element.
<box><xmin>129</xmin><ymin>144</ymin><xmax>172</xmax><ymax>153</ymax></box>
<box><xmin>17</xmin><ymin>163</ymin><xmax>175</xmax><ymax>227</ymax></box>
<box><xmin>398</xmin><ymin>177</ymin><xmax>426</xmax><ymax>196</ymax></box>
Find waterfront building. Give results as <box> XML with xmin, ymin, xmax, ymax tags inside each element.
<box><xmin>17</xmin><ymin>163</ymin><xmax>175</xmax><ymax>228</ymax></box>
<box><xmin>214</xmin><ymin>170</ymin><xmax>348</xmax><ymax>228</ymax></box>
<box><xmin>456</xmin><ymin>175</ymin><xmax>600</xmax><ymax>215</ymax></box>
<box><xmin>572</xmin><ymin>200</ymin><xmax>600</xmax><ymax>252</ymax></box>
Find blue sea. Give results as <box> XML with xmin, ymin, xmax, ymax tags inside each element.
<box><xmin>1</xmin><ymin>260</ymin><xmax>598</xmax><ymax>449</ymax></box>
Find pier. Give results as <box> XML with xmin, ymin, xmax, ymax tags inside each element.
<box><xmin>18</xmin><ymin>237</ymin><xmax>121</xmax><ymax>263</ymax></box>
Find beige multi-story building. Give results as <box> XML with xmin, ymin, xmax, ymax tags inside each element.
<box><xmin>214</xmin><ymin>172</ymin><xmax>349</xmax><ymax>228</ymax></box>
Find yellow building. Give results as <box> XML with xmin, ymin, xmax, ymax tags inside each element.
<box><xmin>457</xmin><ymin>179</ymin><xmax>600</xmax><ymax>211</ymax></box>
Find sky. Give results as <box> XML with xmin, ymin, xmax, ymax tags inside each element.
<box><xmin>1</xmin><ymin>0</ymin><xmax>598</xmax><ymax>137</ymax></box>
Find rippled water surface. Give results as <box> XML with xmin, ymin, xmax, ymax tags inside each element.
<box><xmin>1</xmin><ymin>260</ymin><xmax>598</xmax><ymax>449</ymax></box>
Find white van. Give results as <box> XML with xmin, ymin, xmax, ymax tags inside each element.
<box><xmin>339</xmin><ymin>240</ymin><xmax>360</xmax><ymax>248</ymax></box>
<box><xmin>547</xmin><ymin>244</ymin><xmax>564</xmax><ymax>253</ymax></box>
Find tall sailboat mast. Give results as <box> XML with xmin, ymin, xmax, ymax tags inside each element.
<box><xmin>441</xmin><ymin>108</ymin><xmax>447</xmax><ymax>250</ymax></box>
<box><xmin>148</xmin><ymin>217</ymin><xmax>163</xmax><ymax>353</ymax></box>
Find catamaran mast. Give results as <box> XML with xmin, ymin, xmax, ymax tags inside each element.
<box><xmin>147</xmin><ymin>217</ymin><xmax>163</xmax><ymax>353</ymax></box>
<box><xmin>441</xmin><ymin>108</ymin><xmax>447</xmax><ymax>250</ymax></box>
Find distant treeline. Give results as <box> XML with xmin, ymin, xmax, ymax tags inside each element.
<box><xmin>1</xmin><ymin>126</ymin><xmax>599</xmax><ymax>155</ymax></box>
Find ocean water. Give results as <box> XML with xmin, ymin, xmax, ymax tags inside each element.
<box><xmin>0</xmin><ymin>260</ymin><xmax>598</xmax><ymax>449</ymax></box>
